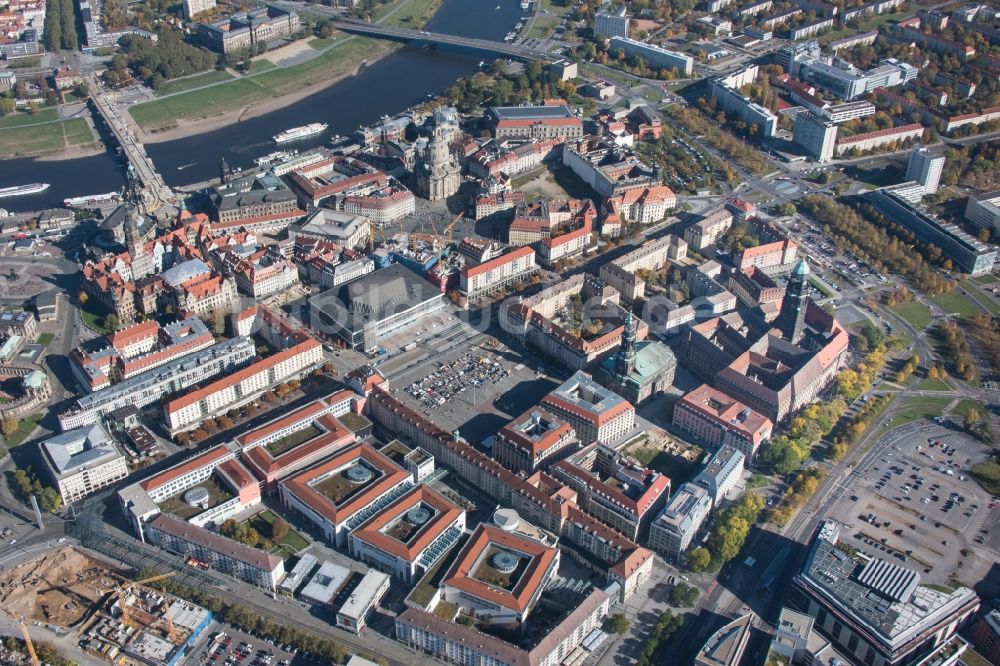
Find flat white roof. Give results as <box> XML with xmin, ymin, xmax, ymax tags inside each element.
<box><xmin>301</xmin><ymin>560</ymin><xmax>351</xmax><ymax>605</ymax></box>
<box><xmin>338</xmin><ymin>570</ymin><xmax>389</xmax><ymax>620</ymax></box>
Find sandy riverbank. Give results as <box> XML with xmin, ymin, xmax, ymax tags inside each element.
<box><xmin>135</xmin><ymin>44</ymin><xmax>392</xmax><ymax>145</ymax></box>
<box><xmin>34</xmin><ymin>144</ymin><xmax>105</xmax><ymax>161</ymax></box>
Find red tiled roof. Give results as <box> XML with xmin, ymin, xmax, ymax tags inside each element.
<box><xmin>836</xmin><ymin>123</ymin><xmax>923</xmax><ymax>145</ymax></box>
<box><xmin>350</xmin><ymin>485</ymin><xmax>463</xmax><ymax>562</ymax></box>
<box><xmin>139</xmin><ymin>445</ymin><xmax>231</xmax><ymax>492</ymax></box>
<box><xmin>442</xmin><ymin>523</ymin><xmax>557</xmax><ymax>614</ymax></box>
<box><xmin>462</xmin><ymin>245</ymin><xmax>535</xmax><ymax>279</ymax></box>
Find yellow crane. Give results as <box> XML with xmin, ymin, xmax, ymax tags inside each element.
<box><xmin>18</xmin><ymin>616</ymin><xmax>39</xmax><ymax>666</ymax></box>
<box><xmin>158</xmin><ymin>583</ymin><xmax>180</xmax><ymax>644</ymax></box>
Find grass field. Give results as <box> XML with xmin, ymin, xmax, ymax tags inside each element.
<box><xmin>0</xmin><ymin>108</ymin><xmax>59</xmax><ymax>128</ymax></box>
<box><xmin>130</xmin><ymin>37</ymin><xmax>387</xmax><ymax>130</ymax></box>
<box><xmin>929</xmin><ymin>290</ymin><xmax>980</xmax><ymax>319</ymax></box>
<box><xmin>952</xmin><ymin>399</ymin><xmax>986</xmax><ymax>420</ymax></box>
<box><xmin>63</xmin><ymin>118</ymin><xmax>95</xmax><ymax>147</ymax></box>
<box><xmin>0</xmin><ymin>122</ymin><xmax>67</xmax><ymax>155</ymax></box>
<box><xmin>382</xmin><ymin>0</ymin><xmax>441</xmax><ymax>28</ymax></box>
<box><xmin>886</xmin><ymin>397</ymin><xmax>954</xmax><ymax>429</ymax></box>
<box><xmin>248</xmin><ymin>60</ymin><xmax>276</xmax><ymax>74</ymax></box>
<box><xmin>890</xmin><ymin>300</ymin><xmax>932</xmax><ymax>330</ymax></box>
<box><xmin>961</xmin><ymin>284</ymin><xmax>1000</xmax><ymax>315</ymax></box>
<box><xmin>248</xmin><ymin>510</ymin><xmax>308</xmax><ymax>559</ymax></box>
<box><xmin>917</xmin><ymin>376</ymin><xmax>951</xmax><ymax>392</ymax></box>
<box><xmin>154</xmin><ymin>70</ymin><xmax>235</xmax><ymax>96</ymax></box>
<box><xmin>36</xmin><ymin>333</ymin><xmax>54</xmax><ymax>347</ymax></box>
<box><xmin>4</xmin><ymin>413</ymin><xmax>42</xmax><ymax>447</ymax></box>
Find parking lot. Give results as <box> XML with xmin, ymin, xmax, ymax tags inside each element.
<box><xmin>831</xmin><ymin>424</ymin><xmax>998</xmax><ymax>583</ymax></box>
<box><xmin>405</xmin><ymin>352</ymin><xmax>512</xmax><ymax>410</ymax></box>
<box><xmin>188</xmin><ymin>626</ymin><xmax>299</xmax><ymax>666</ymax></box>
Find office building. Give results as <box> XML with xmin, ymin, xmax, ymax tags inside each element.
<box><xmin>459</xmin><ymin>245</ymin><xmax>537</xmax><ymax>299</ymax></box>
<box><xmin>211</xmin><ymin>171</ymin><xmax>304</xmax><ymax>234</ymax></box>
<box><xmin>40</xmin><ymin>423</ymin><xmax>129</xmax><ymax>504</ymax></box>
<box><xmin>794</xmin><ymin>112</ymin><xmax>838</xmax><ymax>162</ymax></box>
<box><xmin>595</xmin><ymin>6</ymin><xmax>630</xmax><ymax>38</ymax></box>
<box><xmin>648</xmin><ymin>482</ymin><xmax>712</xmax><ymax>561</ymax></box>
<box><xmin>673</xmin><ymin>384</ymin><xmax>772</xmax><ymax>460</ymax></box>
<box><xmin>485</xmin><ymin>104</ymin><xmax>584</xmax><ymax>141</ymax></box>
<box><xmin>791</xmin><ymin>520</ymin><xmax>980</xmax><ymax>666</ymax></box>
<box><xmin>197</xmin><ymin>5</ymin><xmax>300</xmax><ymax>54</ymax></box>
<box><xmin>905</xmin><ymin>146</ymin><xmax>945</xmax><ymax>196</ymax></box>
<box><xmin>494</xmin><ymin>409</ymin><xmax>577</xmax><ymax>474</ymax></box>
<box><xmin>299</xmin><ymin>560</ymin><xmax>351</xmax><ymax>606</ymax></box>
<box><xmin>541</xmin><ymin>371</ymin><xmax>636</xmax><ymax>444</ymax></box>
<box><xmin>708</xmin><ymin>65</ymin><xmax>778</xmax><ymax>138</ymax></box>
<box><xmin>778</xmin><ymin>259</ymin><xmax>811</xmax><ymax>343</ymax></box>
<box><xmin>291</xmin><ymin>209</ymin><xmax>372</xmax><ymax>250</ymax></box>
<box><xmin>609</xmin><ymin>37</ymin><xmax>693</xmax><ymax>75</ymax></box>
<box><xmin>441</xmin><ymin>523</ymin><xmax>559</xmax><ymax>627</ymax></box>
<box><xmin>336</xmin><ymin>570</ymin><xmax>390</xmax><ymax>634</ymax></box>
<box><xmin>965</xmin><ymin>190</ymin><xmax>1000</xmax><ymax>234</ymax></box>
<box><xmin>692</xmin><ymin>445</ymin><xmax>745</xmax><ymax>505</ymax></box>
<box><xmin>973</xmin><ymin>610</ymin><xmax>1000</xmax><ymax>665</ymax></box>
<box><xmin>867</xmin><ymin>187</ymin><xmax>996</xmax><ymax>275</ymax></box>
<box><xmin>278</xmin><ymin>443</ymin><xmax>414</xmax><ymax>546</ymax></box>
<box><xmin>695</xmin><ymin>614</ymin><xmax>753</xmax><ymax>666</ymax></box>
<box><xmin>349</xmin><ymin>485</ymin><xmax>465</xmax><ymax>584</ymax></box>
<box><xmin>735</xmin><ymin>239</ymin><xmax>798</xmax><ymax>274</ymax></box>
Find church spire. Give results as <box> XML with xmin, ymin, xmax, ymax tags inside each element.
<box><xmin>615</xmin><ymin>311</ymin><xmax>638</xmax><ymax>378</ymax></box>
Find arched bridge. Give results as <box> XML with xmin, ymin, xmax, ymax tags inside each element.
<box><xmin>332</xmin><ymin>20</ymin><xmax>551</xmax><ymax>62</ymax></box>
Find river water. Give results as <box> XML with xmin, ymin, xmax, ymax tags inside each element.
<box><xmin>0</xmin><ymin>0</ymin><xmax>525</xmax><ymax>211</ymax></box>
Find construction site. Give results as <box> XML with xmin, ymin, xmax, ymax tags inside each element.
<box><xmin>0</xmin><ymin>548</ymin><xmax>211</xmax><ymax>666</ymax></box>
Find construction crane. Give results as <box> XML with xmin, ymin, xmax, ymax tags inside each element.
<box><xmin>18</xmin><ymin>616</ymin><xmax>39</xmax><ymax>666</ymax></box>
<box><xmin>444</xmin><ymin>211</ymin><xmax>462</xmax><ymax>242</ymax></box>
<box><xmin>159</xmin><ymin>583</ymin><xmax>180</xmax><ymax>644</ymax></box>
<box><xmin>115</xmin><ymin>572</ymin><xmax>176</xmax><ymax>629</ymax></box>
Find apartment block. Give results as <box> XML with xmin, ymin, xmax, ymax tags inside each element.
<box><xmin>609</xmin><ymin>37</ymin><xmax>693</xmax><ymax>75</ymax></box>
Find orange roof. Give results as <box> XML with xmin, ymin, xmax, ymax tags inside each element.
<box><xmin>244</xmin><ymin>413</ymin><xmax>355</xmax><ymax>478</ymax></box>
<box><xmin>443</xmin><ymin>523</ymin><xmax>557</xmax><ymax>614</ymax></box>
<box><xmin>139</xmin><ymin>445</ymin><xmax>231</xmax><ymax>492</ymax></box>
<box><xmin>350</xmin><ymin>485</ymin><xmax>463</xmax><ymax>562</ymax></box>
<box><xmin>107</xmin><ymin>320</ymin><xmax>159</xmax><ymax>350</ymax></box>
<box><xmin>462</xmin><ymin>245</ymin><xmax>535</xmax><ymax>279</ymax></box>
<box><xmin>836</xmin><ymin>123</ymin><xmax>923</xmax><ymax>145</ymax></box>
<box><xmin>165</xmin><ymin>339</ymin><xmax>320</xmax><ymax>414</ymax></box>
<box><xmin>498</xmin><ymin>409</ymin><xmax>575</xmax><ymax>456</ymax></box>
<box><xmin>541</xmin><ymin>392</ymin><xmax>634</xmax><ymax>428</ymax></box>
<box><xmin>738</xmin><ymin>238</ymin><xmax>796</xmax><ymax>261</ymax></box>
<box><xmin>280</xmin><ymin>443</ymin><xmax>411</xmax><ymax>526</ymax></box>
<box><xmin>216</xmin><ymin>459</ymin><xmax>258</xmax><ymax>490</ymax></box>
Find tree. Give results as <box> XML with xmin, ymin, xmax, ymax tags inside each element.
<box><xmin>1</xmin><ymin>416</ymin><xmax>18</xmax><ymax>437</ymax></box>
<box><xmin>669</xmin><ymin>582</ymin><xmax>699</xmax><ymax>607</ymax></box>
<box><xmin>77</xmin><ymin>291</ymin><xmax>89</xmax><ymax>305</ymax></box>
<box><xmin>270</xmin><ymin>517</ymin><xmax>289</xmax><ymax>541</ymax></box>
<box><xmin>104</xmin><ymin>313</ymin><xmax>119</xmax><ymax>330</ymax></box>
<box><xmin>687</xmin><ymin>547</ymin><xmax>711</xmax><ymax>572</ymax></box>
<box><xmin>606</xmin><ymin>613</ymin><xmax>630</xmax><ymax>634</ymax></box>
<box><xmin>964</xmin><ymin>406</ymin><xmax>981</xmax><ymax>432</ymax></box>
<box><xmin>38</xmin><ymin>486</ymin><xmax>62</xmax><ymax>512</ymax></box>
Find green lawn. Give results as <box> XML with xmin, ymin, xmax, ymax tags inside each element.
<box><xmin>889</xmin><ymin>301</ymin><xmax>932</xmax><ymax>330</ymax></box>
<box><xmin>886</xmin><ymin>397</ymin><xmax>954</xmax><ymax>429</ymax></box>
<box><xmin>929</xmin><ymin>290</ymin><xmax>980</xmax><ymax>319</ymax></box>
<box><xmin>154</xmin><ymin>70</ymin><xmax>235</xmax><ymax>96</ymax></box>
<box><xmin>36</xmin><ymin>333</ymin><xmax>54</xmax><ymax>347</ymax></box>
<box><xmin>382</xmin><ymin>0</ymin><xmax>441</xmax><ymax>28</ymax></box>
<box><xmin>248</xmin><ymin>510</ymin><xmax>308</xmax><ymax>559</ymax></box>
<box><xmin>0</xmin><ymin>122</ymin><xmax>68</xmax><ymax>156</ymax></box>
<box><xmin>961</xmin><ymin>284</ymin><xmax>1000</xmax><ymax>316</ymax></box>
<box><xmin>247</xmin><ymin>60</ymin><xmax>276</xmax><ymax>74</ymax></box>
<box><xmin>0</xmin><ymin>107</ymin><xmax>59</xmax><ymax>128</ymax></box>
<box><xmin>308</xmin><ymin>38</ymin><xmax>331</xmax><ymax>49</ymax></box>
<box><xmin>130</xmin><ymin>37</ymin><xmax>386</xmax><ymax>130</ymax></box>
<box><xmin>62</xmin><ymin>90</ymin><xmax>85</xmax><ymax>104</ymax></box>
<box><xmin>4</xmin><ymin>413</ymin><xmax>42</xmax><ymax>447</ymax></box>
<box><xmin>79</xmin><ymin>303</ymin><xmax>116</xmax><ymax>334</ymax></box>
<box><xmin>917</xmin><ymin>376</ymin><xmax>951</xmax><ymax>392</ymax></box>
<box><xmin>952</xmin><ymin>399</ymin><xmax>986</xmax><ymax>420</ymax></box>
<box><xmin>63</xmin><ymin>118</ymin><xmax>95</xmax><ymax>147</ymax></box>
<box><xmin>973</xmin><ymin>274</ymin><xmax>996</xmax><ymax>285</ymax></box>
<box><xmin>809</xmin><ymin>276</ymin><xmax>836</xmax><ymax>298</ymax></box>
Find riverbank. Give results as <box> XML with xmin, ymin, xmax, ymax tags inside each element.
<box><xmin>0</xmin><ymin>117</ymin><xmax>100</xmax><ymax>159</ymax></box>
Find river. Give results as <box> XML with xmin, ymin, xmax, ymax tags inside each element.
<box><xmin>0</xmin><ymin>0</ymin><xmax>526</xmax><ymax>212</ymax></box>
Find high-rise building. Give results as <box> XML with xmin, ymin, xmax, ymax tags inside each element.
<box><xmin>778</xmin><ymin>259</ymin><xmax>810</xmax><ymax>343</ymax></box>
<box><xmin>793</xmin><ymin>112</ymin><xmax>838</xmax><ymax>162</ymax></box>
<box><xmin>595</xmin><ymin>6</ymin><xmax>630</xmax><ymax>38</ymax></box>
<box><xmin>905</xmin><ymin>146</ymin><xmax>945</xmax><ymax>195</ymax></box>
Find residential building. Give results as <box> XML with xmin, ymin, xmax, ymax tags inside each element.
<box><xmin>441</xmin><ymin>523</ymin><xmax>560</xmax><ymax>627</ymax></box>
<box><xmin>673</xmin><ymin>384</ymin><xmax>773</xmax><ymax>460</ymax></box>
<box><xmin>735</xmin><ymin>239</ymin><xmax>798</xmax><ymax>274</ymax></box>
<box><xmin>905</xmin><ymin>146</ymin><xmax>945</xmax><ymax>196</ymax></box>
<box><xmin>538</xmin><ymin>217</ymin><xmax>592</xmax><ymax>267</ymax></box>
<box><xmin>349</xmin><ymin>485</ymin><xmax>464</xmax><ymax>584</ymax></box>
<box><xmin>459</xmin><ymin>245</ymin><xmax>537</xmax><ymax>299</ymax></box>
<box><xmin>790</xmin><ymin>520</ymin><xmax>980</xmax><ymax>666</ymax></box>
<box><xmin>708</xmin><ymin>65</ymin><xmax>778</xmax><ymax>137</ymax></box>
<box><xmin>146</xmin><ymin>513</ymin><xmax>284</xmax><ymax>590</ymax></box>
<box><xmin>163</xmin><ymin>335</ymin><xmax>322</xmax><ymax>433</ymax></box>
<box><xmin>485</xmin><ymin>104</ymin><xmax>584</xmax><ymax>141</ymax></box>
<box><xmin>552</xmin><ymin>444</ymin><xmax>671</xmax><ymax>541</ymax></box>
<box><xmin>648</xmin><ymin>482</ymin><xmax>712</xmax><ymax>561</ymax></box>
<box><xmin>182</xmin><ymin>0</ymin><xmax>215</xmax><ymax>18</ymax></box>
<box><xmin>608</xmin><ymin>37</ymin><xmax>693</xmax><ymax>75</ymax></box>
<box><xmin>684</xmin><ymin>210</ymin><xmax>733</xmax><ymax>250</ymax></box>
<box><xmin>541</xmin><ymin>371</ymin><xmax>636</xmax><ymax>445</ymax></box>
<box><xmin>595</xmin><ymin>6</ymin><xmax>630</xmax><ymax>38</ymax></box>
<box><xmin>309</xmin><ymin>263</ymin><xmax>446</xmax><ymax>352</ymax></box>
<box><xmin>39</xmin><ymin>423</ymin><xmax>129</xmax><ymax>504</ymax></box>
<box><xmin>278</xmin><ymin>443</ymin><xmax>414</xmax><ymax>546</ymax></box>
<box><xmin>867</xmin><ymin>187</ymin><xmax>996</xmax><ymax>275</ymax></box>
<box><xmin>197</xmin><ymin>5</ymin><xmax>300</xmax><ymax>54</ymax></box>
<box><xmin>599</xmin><ymin>235</ymin><xmax>680</xmax><ymax>302</ymax></box>
<box><xmin>59</xmin><ymin>336</ymin><xmax>257</xmax><ymax>431</ymax></box>
<box><xmin>835</xmin><ymin>123</ymin><xmax>924</xmax><ymax>156</ymax></box>
<box><xmin>606</xmin><ymin>186</ymin><xmax>677</xmax><ymax>226</ymax></box>
<box><xmin>794</xmin><ymin>112</ymin><xmax>838</xmax><ymax>162</ymax></box>
<box><xmin>494</xmin><ymin>409</ymin><xmax>577</xmax><ymax>474</ymax></box>
<box><xmin>789</xmin><ymin>17</ymin><xmax>835</xmax><ymax>40</ymax></box>
<box><xmin>468</xmin><ymin>139</ymin><xmax>561</xmax><ymax>181</ymax></box>
<box><xmin>692</xmin><ymin>444</ymin><xmax>745</xmax><ymax>505</ymax></box>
